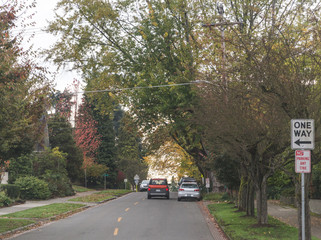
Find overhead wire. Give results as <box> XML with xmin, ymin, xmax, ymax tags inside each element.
<box><xmin>76</xmin><ymin>82</ymin><xmax>199</xmax><ymax>95</ymax></box>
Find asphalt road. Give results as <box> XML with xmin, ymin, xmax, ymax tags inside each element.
<box><xmin>9</xmin><ymin>192</ymin><xmax>214</xmax><ymax>240</ymax></box>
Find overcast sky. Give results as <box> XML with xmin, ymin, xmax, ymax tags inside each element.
<box><xmin>22</xmin><ymin>0</ymin><xmax>82</xmax><ymax>92</ymax></box>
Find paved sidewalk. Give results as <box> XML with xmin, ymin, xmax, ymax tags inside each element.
<box><xmin>0</xmin><ymin>191</ymin><xmax>97</xmax><ymax>216</ymax></box>
<box><xmin>268</xmin><ymin>200</ymin><xmax>321</xmax><ymax>239</ymax></box>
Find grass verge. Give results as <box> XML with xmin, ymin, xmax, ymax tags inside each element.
<box><xmin>208</xmin><ymin>202</ymin><xmax>321</xmax><ymax>240</ymax></box>
<box><xmin>0</xmin><ymin>218</ymin><xmax>35</xmax><ymax>233</ymax></box>
<box><xmin>1</xmin><ymin>203</ymin><xmax>85</xmax><ymax>219</ymax></box>
<box><xmin>203</xmin><ymin>192</ymin><xmax>227</xmax><ymax>201</ymax></box>
<box><xmin>72</xmin><ymin>185</ymin><xmax>95</xmax><ymax>193</ymax></box>
<box><xmin>69</xmin><ymin>189</ymin><xmax>131</xmax><ymax>203</ymax></box>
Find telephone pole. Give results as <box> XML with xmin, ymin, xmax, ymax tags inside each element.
<box><xmin>202</xmin><ymin>3</ymin><xmax>242</xmax><ymax>89</ymax></box>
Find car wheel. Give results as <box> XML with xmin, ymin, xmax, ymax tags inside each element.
<box><xmin>148</xmin><ymin>194</ymin><xmax>151</xmax><ymax>199</ymax></box>
<box><xmin>167</xmin><ymin>195</ymin><xmax>169</xmax><ymax>199</ymax></box>
<box><xmin>177</xmin><ymin>198</ymin><xmax>181</xmax><ymax>201</ymax></box>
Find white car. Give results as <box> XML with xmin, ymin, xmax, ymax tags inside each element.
<box><xmin>177</xmin><ymin>182</ymin><xmax>201</xmax><ymax>201</ymax></box>
<box><xmin>139</xmin><ymin>180</ymin><xmax>149</xmax><ymax>191</ymax></box>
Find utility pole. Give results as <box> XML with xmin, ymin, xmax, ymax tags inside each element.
<box><xmin>202</xmin><ymin>3</ymin><xmax>242</xmax><ymax>89</ymax></box>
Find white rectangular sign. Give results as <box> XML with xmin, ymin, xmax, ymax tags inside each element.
<box><xmin>295</xmin><ymin>150</ymin><xmax>311</xmax><ymax>173</ymax></box>
<box><xmin>291</xmin><ymin>119</ymin><xmax>314</xmax><ymax>150</ymax></box>
<box><xmin>205</xmin><ymin>178</ymin><xmax>210</xmax><ymax>188</ymax></box>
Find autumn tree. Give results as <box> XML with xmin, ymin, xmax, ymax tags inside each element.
<box><xmin>197</xmin><ymin>0</ymin><xmax>321</xmax><ymax>234</ymax></box>
<box><xmin>0</xmin><ymin>1</ymin><xmax>51</xmax><ymax>180</ymax></box>
<box><xmin>45</xmin><ymin>0</ymin><xmax>209</xmax><ymax>177</ymax></box>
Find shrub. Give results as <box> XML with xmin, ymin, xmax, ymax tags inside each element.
<box><xmin>15</xmin><ymin>176</ymin><xmax>51</xmax><ymax>200</ymax></box>
<box><xmin>42</xmin><ymin>172</ymin><xmax>75</xmax><ymax>197</ymax></box>
<box><xmin>1</xmin><ymin>184</ymin><xmax>20</xmax><ymax>199</ymax></box>
<box><xmin>8</xmin><ymin>154</ymin><xmax>34</xmax><ymax>183</ymax></box>
<box><xmin>0</xmin><ymin>192</ymin><xmax>13</xmax><ymax>207</ymax></box>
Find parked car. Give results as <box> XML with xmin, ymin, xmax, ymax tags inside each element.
<box><xmin>139</xmin><ymin>180</ymin><xmax>149</xmax><ymax>191</ymax></box>
<box><xmin>177</xmin><ymin>182</ymin><xmax>201</xmax><ymax>201</ymax></box>
<box><xmin>147</xmin><ymin>178</ymin><xmax>169</xmax><ymax>199</ymax></box>
<box><xmin>178</xmin><ymin>177</ymin><xmax>197</xmax><ymax>187</ymax></box>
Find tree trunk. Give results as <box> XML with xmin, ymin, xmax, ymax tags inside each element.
<box><xmin>238</xmin><ymin>175</ymin><xmax>255</xmax><ymax>216</ymax></box>
<box><xmin>247</xmin><ymin>180</ymin><xmax>255</xmax><ymax>217</ymax></box>
<box><xmin>238</xmin><ymin>176</ymin><xmax>247</xmax><ymax>211</ymax></box>
<box><xmin>297</xmin><ymin>173</ymin><xmax>312</xmax><ymax>240</ymax></box>
<box><xmin>256</xmin><ymin>177</ymin><xmax>268</xmax><ymax>225</ymax></box>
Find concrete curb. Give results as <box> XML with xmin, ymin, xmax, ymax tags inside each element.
<box><xmin>198</xmin><ymin>201</ymin><xmax>230</xmax><ymax>240</ymax></box>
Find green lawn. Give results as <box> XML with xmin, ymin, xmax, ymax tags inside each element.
<box><xmin>69</xmin><ymin>189</ymin><xmax>131</xmax><ymax>203</ymax></box>
<box><xmin>72</xmin><ymin>185</ymin><xmax>95</xmax><ymax>193</ymax></box>
<box><xmin>1</xmin><ymin>203</ymin><xmax>85</xmax><ymax>219</ymax></box>
<box><xmin>203</xmin><ymin>192</ymin><xmax>227</xmax><ymax>201</ymax></box>
<box><xmin>0</xmin><ymin>218</ymin><xmax>35</xmax><ymax>233</ymax></box>
<box><xmin>208</xmin><ymin>202</ymin><xmax>320</xmax><ymax>240</ymax></box>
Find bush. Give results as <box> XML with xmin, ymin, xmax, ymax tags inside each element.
<box><xmin>42</xmin><ymin>172</ymin><xmax>75</xmax><ymax>197</ymax></box>
<box><xmin>1</xmin><ymin>184</ymin><xmax>20</xmax><ymax>199</ymax></box>
<box><xmin>0</xmin><ymin>192</ymin><xmax>13</xmax><ymax>207</ymax></box>
<box><xmin>8</xmin><ymin>154</ymin><xmax>34</xmax><ymax>183</ymax></box>
<box><xmin>15</xmin><ymin>176</ymin><xmax>51</xmax><ymax>200</ymax></box>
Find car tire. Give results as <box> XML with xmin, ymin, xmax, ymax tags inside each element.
<box><xmin>167</xmin><ymin>195</ymin><xmax>169</xmax><ymax>199</ymax></box>
<box><xmin>177</xmin><ymin>198</ymin><xmax>181</xmax><ymax>201</ymax></box>
<box><xmin>148</xmin><ymin>194</ymin><xmax>151</xmax><ymax>199</ymax></box>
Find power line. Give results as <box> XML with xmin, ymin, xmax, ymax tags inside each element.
<box><xmin>76</xmin><ymin>82</ymin><xmax>201</xmax><ymax>95</ymax></box>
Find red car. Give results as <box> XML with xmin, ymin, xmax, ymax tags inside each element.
<box><xmin>147</xmin><ymin>178</ymin><xmax>170</xmax><ymax>199</ymax></box>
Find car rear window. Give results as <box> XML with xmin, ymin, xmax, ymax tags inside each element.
<box><xmin>150</xmin><ymin>179</ymin><xmax>167</xmax><ymax>185</ymax></box>
<box><xmin>181</xmin><ymin>183</ymin><xmax>198</xmax><ymax>188</ymax></box>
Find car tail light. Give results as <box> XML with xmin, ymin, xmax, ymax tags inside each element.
<box><xmin>148</xmin><ymin>188</ymin><xmax>151</xmax><ymax>191</ymax></box>
<box><xmin>179</xmin><ymin>188</ymin><xmax>184</xmax><ymax>191</ymax></box>
<box><xmin>166</xmin><ymin>187</ymin><xmax>169</xmax><ymax>191</ymax></box>
<box><xmin>194</xmin><ymin>189</ymin><xmax>199</xmax><ymax>192</ymax></box>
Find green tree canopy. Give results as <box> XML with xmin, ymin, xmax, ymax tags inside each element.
<box><xmin>0</xmin><ymin>1</ymin><xmax>51</xmax><ymax>163</ymax></box>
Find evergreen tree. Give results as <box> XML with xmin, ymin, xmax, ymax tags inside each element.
<box><xmin>48</xmin><ymin>115</ymin><xmax>83</xmax><ymax>182</ymax></box>
<box><xmin>117</xmin><ymin>113</ymin><xmax>148</xmax><ymax>187</ymax></box>
<box><xmin>92</xmin><ymin>107</ymin><xmax>117</xmax><ymax>187</ymax></box>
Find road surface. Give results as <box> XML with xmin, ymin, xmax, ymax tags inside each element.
<box><xmin>10</xmin><ymin>192</ymin><xmax>215</xmax><ymax>240</ymax></box>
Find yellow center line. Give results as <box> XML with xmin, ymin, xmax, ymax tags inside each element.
<box><xmin>125</xmin><ymin>208</ymin><xmax>130</xmax><ymax>212</ymax></box>
<box><xmin>118</xmin><ymin>217</ymin><xmax>122</xmax><ymax>222</ymax></box>
<box><xmin>134</xmin><ymin>202</ymin><xmax>139</xmax><ymax>205</ymax></box>
<box><xmin>114</xmin><ymin>228</ymin><xmax>119</xmax><ymax>236</ymax></box>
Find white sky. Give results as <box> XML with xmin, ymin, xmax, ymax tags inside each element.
<box><xmin>20</xmin><ymin>0</ymin><xmax>82</xmax><ymax>92</ymax></box>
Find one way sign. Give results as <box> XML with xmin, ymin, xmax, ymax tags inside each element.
<box><xmin>291</xmin><ymin>119</ymin><xmax>314</xmax><ymax>150</ymax></box>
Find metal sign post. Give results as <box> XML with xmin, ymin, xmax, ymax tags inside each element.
<box><xmin>124</xmin><ymin>179</ymin><xmax>128</xmax><ymax>189</ymax></box>
<box><xmin>302</xmin><ymin>173</ymin><xmax>305</xmax><ymax>240</ymax></box>
<box><xmin>291</xmin><ymin>119</ymin><xmax>314</xmax><ymax>240</ymax></box>
<box><xmin>294</xmin><ymin>147</ymin><xmax>312</xmax><ymax>240</ymax></box>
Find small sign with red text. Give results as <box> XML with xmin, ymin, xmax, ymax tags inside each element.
<box><xmin>295</xmin><ymin>150</ymin><xmax>311</xmax><ymax>173</ymax></box>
